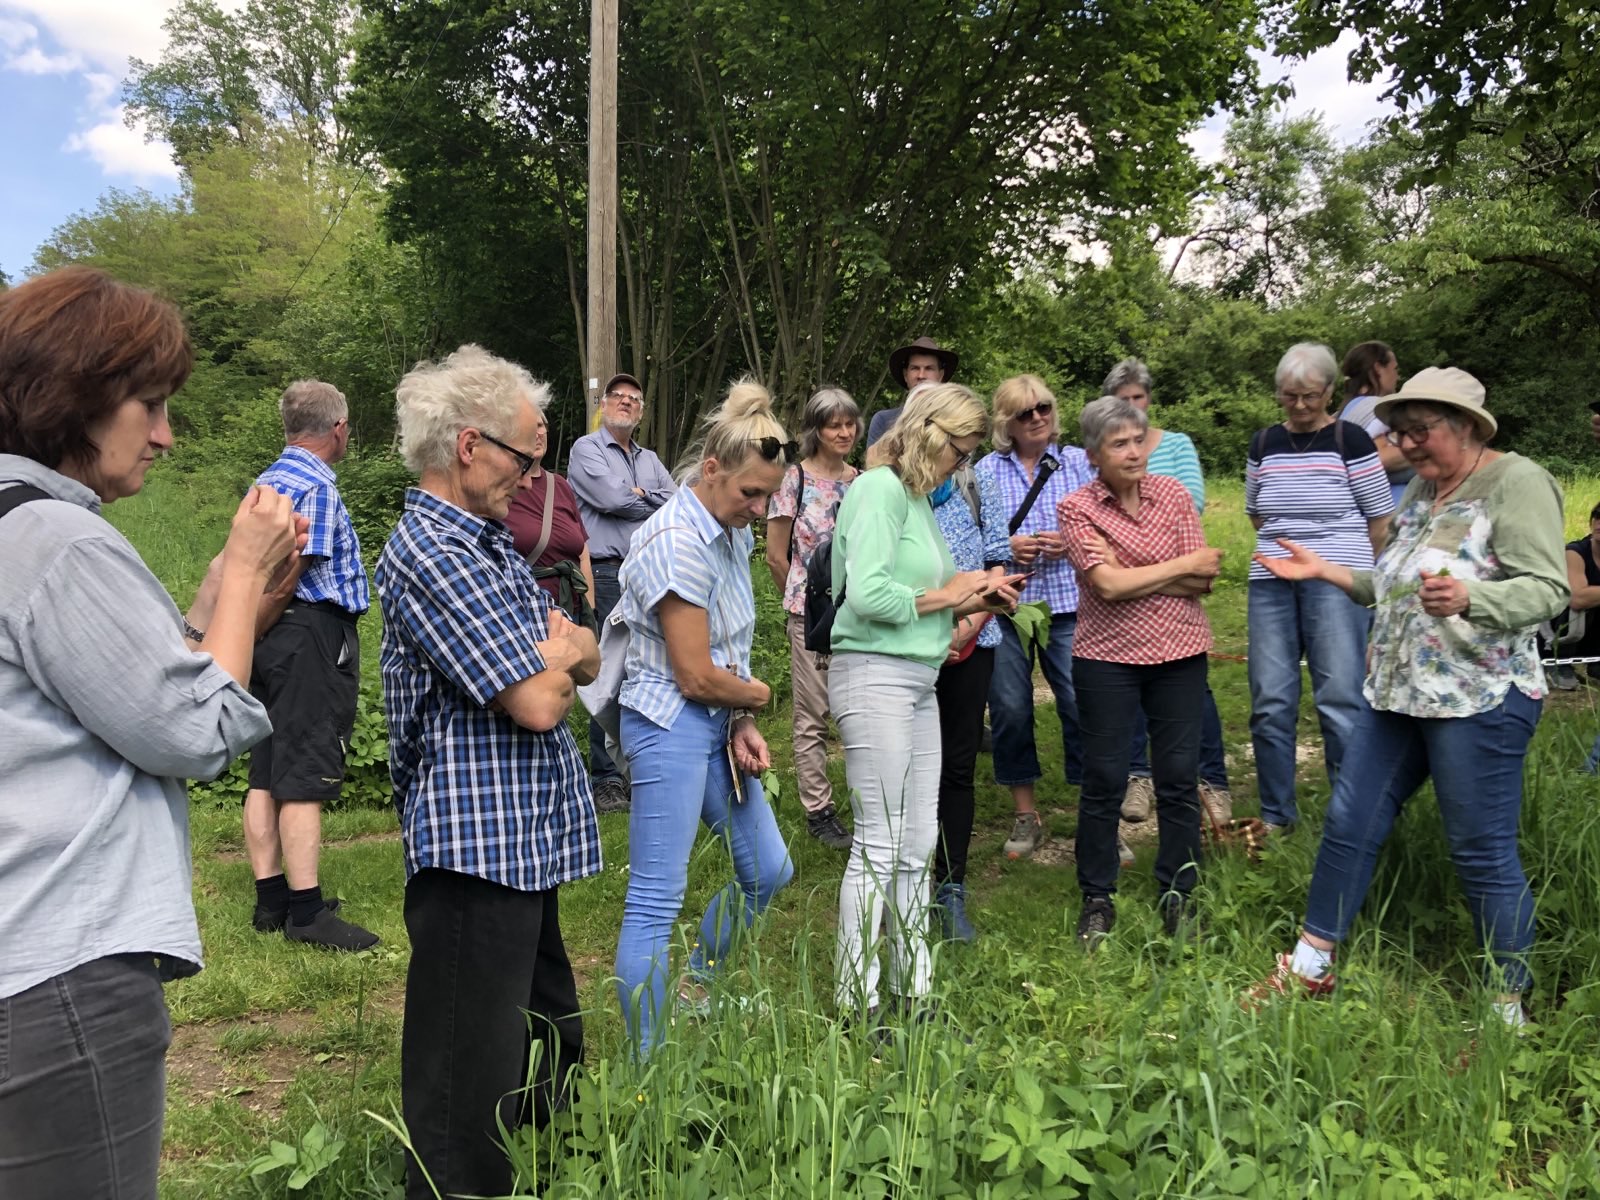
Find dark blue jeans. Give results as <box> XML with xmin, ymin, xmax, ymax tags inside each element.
<box><xmin>1073</xmin><ymin>654</ymin><xmax>1207</xmax><ymax>901</ymax></box>
<box><xmin>1127</xmin><ymin>683</ymin><xmax>1229</xmax><ymax>788</ymax></box>
<box><xmin>588</xmin><ymin>559</ymin><xmax>623</xmax><ymax>782</ymax></box>
<box><xmin>1247</xmin><ymin>577</ymin><xmax>1373</xmax><ymax>826</ymax></box>
<box><xmin>1302</xmin><ymin>687</ymin><xmax>1541</xmax><ymax>993</ymax></box>
<box><xmin>988</xmin><ymin>613</ymin><xmax>1082</xmax><ymax>788</ymax></box>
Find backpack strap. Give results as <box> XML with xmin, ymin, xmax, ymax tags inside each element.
<box><xmin>0</xmin><ymin>484</ymin><xmax>49</xmax><ymax>520</ymax></box>
<box><xmin>786</xmin><ymin>463</ymin><xmax>805</xmax><ymax>564</ymax></box>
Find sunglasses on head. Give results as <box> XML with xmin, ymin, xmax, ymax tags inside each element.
<box><xmin>751</xmin><ymin>437</ymin><xmax>800</xmax><ymax>463</ymax></box>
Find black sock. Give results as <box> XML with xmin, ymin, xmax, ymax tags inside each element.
<box><xmin>288</xmin><ymin>885</ymin><xmax>325</xmax><ymax>927</ymax></box>
<box><xmin>255</xmin><ymin>873</ymin><xmax>290</xmax><ymax>913</ymax></box>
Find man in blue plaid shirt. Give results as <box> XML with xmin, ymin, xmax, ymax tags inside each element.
<box><xmin>378</xmin><ymin>345</ymin><xmax>601</xmax><ymax>1200</ymax></box>
<box><xmin>246</xmin><ymin>380</ymin><xmax>379</xmax><ymax>951</ymax></box>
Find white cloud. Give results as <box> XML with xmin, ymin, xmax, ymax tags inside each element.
<box><xmin>84</xmin><ymin>70</ymin><xmax>117</xmax><ymax>107</ymax></box>
<box><xmin>0</xmin><ymin>1</ymin><xmax>182</xmax><ymax>72</ymax></box>
<box><xmin>0</xmin><ymin>15</ymin><xmax>33</xmax><ymax>48</ymax></box>
<box><xmin>63</xmin><ymin>108</ymin><xmax>179</xmax><ymax>180</ymax></box>
<box><xmin>7</xmin><ymin>45</ymin><xmax>82</xmax><ymax>74</ymax></box>
<box><xmin>1267</xmin><ymin>33</ymin><xmax>1395</xmax><ymax>145</ymax></box>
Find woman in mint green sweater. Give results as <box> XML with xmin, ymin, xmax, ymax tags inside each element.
<box><xmin>828</xmin><ymin>383</ymin><xmax>1022</xmax><ymax>1025</ymax></box>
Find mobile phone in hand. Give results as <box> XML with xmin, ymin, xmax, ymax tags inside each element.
<box><xmin>982</xmin><ymin>572</ymin><xmax>1032</xmax><ymax>605</ymax></box>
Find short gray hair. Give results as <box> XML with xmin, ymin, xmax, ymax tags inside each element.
<box><xmin>280</xmin><ymin>379</ymin><xmax>347</xmax><ymax>439</ymax></box>
<box><xmin>1102</xmin><ymin>358</ymin><xmax>1153</xmax><ymax>398</ymax></box>
<box><xmin>395</xmin><ymin>344</ymin><xmax>550</xmax><ymax>475</ymax></box>
<box><xmin>1079</xmin><ymin>395</ymin><xmax>1148</xmax><ymax>455</ymax></box>
<box><xmin>797</xmin><ymin>386</ymin><xmax>861</xmax><ymax>460</ymax></box>
<box><xmin>1275</xmin><ymin>342</ymin><xmax>1338</xmax><ymax>393</ymax></box>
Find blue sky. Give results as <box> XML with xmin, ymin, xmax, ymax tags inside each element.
<box><xmin>0</xmin><ymin>3</ymin><xmax>1395</xmax><ymax>283</ymax></box>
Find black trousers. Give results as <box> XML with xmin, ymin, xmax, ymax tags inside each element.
<box><xmin>0</xmin><ymin>955</ymin><xmax>169</xmax><ymax>1200</ymax></box>
<box><xmin>934</xmin><ymin>646</ymin><xmax>994</xmax><ymax>887</ymax></box>
<box><xmin>401</xmin><ymin>869</ymin><xmax>582</xmax><ymax>1200</ymax></box>
<box><xmin>1073</xmin><ymin>654</ymin><xmax>1207</xmax><ymax>900</ymax></box>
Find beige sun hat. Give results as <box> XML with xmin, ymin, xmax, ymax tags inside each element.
<box><xmin>1373</xmin><ymin>366</ymin><xmax>1496</xmax><ymax>440</ymax></box>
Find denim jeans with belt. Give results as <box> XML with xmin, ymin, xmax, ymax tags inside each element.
<box><xmin>0</xmin><ymin>954</ymin><xmax>169</xmax><ymax>1200</ymax></box>
<box><xmin>1302</xmin><ymin>687</ymin><xmax>1541</xmax><ymax>993</ymax></box>
<box><xmin>1247</xmin><ymin>577</ymin><xmax>1373</xmax><ymax>826</ymax></box>
<box><xmin>614</xmin><ymin>702</ymin><xmax>794</xmax><ymax>1052</ymax></box>
<box><xmin>988</xmin><ymin>612</ymin><xmax>1083</xmax><ymax>788</ymax></box>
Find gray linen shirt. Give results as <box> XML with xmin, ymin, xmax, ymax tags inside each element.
<box><xmin>565</xmin><ymin>426</ymin><xmax>676</xmax><ymax>559</ymax></box>
<box><xmin>0</xmin><ymin>455</ymin><xmax>272</xmax><ymax>998</ymax></box>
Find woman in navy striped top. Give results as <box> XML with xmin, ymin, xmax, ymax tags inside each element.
<box><xmin>1246</xmin><ymin>343</ymin><xmax>1394</xmax><ymax>831</ymax></box>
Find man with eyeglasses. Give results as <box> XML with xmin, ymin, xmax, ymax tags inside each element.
<box><xmin>244</xmin><ymin>380</ymin><xmax>379</xmax><ymax>951</ymax></box>
<box><xmin>566</xmin><ymin>372</ymin><xmax>677</xmax><ymax>812</ymax></box>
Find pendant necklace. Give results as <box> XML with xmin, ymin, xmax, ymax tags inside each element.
<box><xmin>1284</xmin><ymin>420</ymin><xmax>1330</xmax><ymax>453</ymax></box>
<box><xmin>1431</xmin><ymin>445</ymin><xmax>1486</xmax><ymax>510</ymax></box>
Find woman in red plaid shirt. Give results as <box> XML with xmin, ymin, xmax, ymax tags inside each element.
<box><xmin>1057</xmin><ymin>396</ymin><xmax>1225</xmax><ymax>946</ymax></box>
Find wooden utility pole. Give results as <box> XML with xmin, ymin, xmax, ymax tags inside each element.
<box><xmin>584</xmin><ymin>0</ymin><xmax>619</xmax><ymax>429</ymax></box>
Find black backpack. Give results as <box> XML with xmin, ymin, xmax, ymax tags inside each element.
<box><xmin>0</xmin><ymin>485</ymin><xmax>48</xmax><ymax>521</ymax></box>
<box><xmin>802</xmin><ymin>534</ymin><xmax>843</xmax><ymax>654</ymax></box>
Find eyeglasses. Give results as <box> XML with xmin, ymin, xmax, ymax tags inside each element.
<box><xmin>950</xmin><ymin>447</ymin><xmax>973</xmax><ymax>470</ymax></box>
<box><xmin>605</xmin><ymin>390</ymin><xmax>643</xmax><ymax>405</ymax></box>
<box><xmin>1278</xmin><ymin>388</ymin><xmax>1328</xmax><ymax>406</ymax></box>
<box><xmin>479</xmin><ymin>432</ymin><xmax>537</xmax><ymax>477</ymax></box>
<box><xmin>1383</xmin><ymin>416</ymin><xmax>1448</xmax><ymax>448</ymax></box>
<box><xmin>1015</xmin><ymin>401</ymin><xmax>1054</xmax><ymax>422</ymax></box>
<box><xmin>925</xmin><ymin>417</ymin><xmax>975</xmax><ymax>469</ymax></box>
<box><xmin>751</xmin><ymin>437</ymin><xmax>800</xmax><ymax>463</ymax></box>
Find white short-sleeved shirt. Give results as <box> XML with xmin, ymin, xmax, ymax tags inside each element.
<box><xmin>618</xmin><ymin>485</ymin><xmax>756</xmax><ymax>729</ymax></box>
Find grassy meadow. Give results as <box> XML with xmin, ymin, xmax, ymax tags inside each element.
<box><xmin>105</xmin><ymin>465</ymin><xmax>1600</xmax><ymax>1199</ymax></box>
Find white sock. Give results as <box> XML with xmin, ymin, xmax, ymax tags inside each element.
<box><xmin>1493</xmin><ymin>999</ymin><xmax>1527</xmax><ymax>1029</ymax></box>
<box><xmin>1289</xmin><ymin>938</ymin><xmax>1333</xmax><ymax>981</ymax></box>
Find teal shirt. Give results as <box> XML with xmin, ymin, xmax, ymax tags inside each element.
<box><xmin>1145</xmin><ymin>429</ymin><xmax>1205</xmax><ymax>513</ymax></box>
<box><xmin>830</xmin><ymin>466</ymin><xmax>957</xmax><ymax>670</ymax></box>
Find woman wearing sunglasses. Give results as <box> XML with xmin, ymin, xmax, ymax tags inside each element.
<box><xmin>977</xmin><ymin>375</ymin><xmax>1098</xmax><ymax>869</ymax></box>
<box><xmin>830</xmin><ymin>382</ymin><xmax>1023</xmax><ymax>1028</ymax></box>
<box><xmin>613</xmin><ymin>379</ymin><xmax>796</xmax><ymax>1054</ymax></box>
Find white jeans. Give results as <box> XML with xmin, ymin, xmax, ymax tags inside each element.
<box><xmin>829</xmin><ymin>651</ymin><xmax>942</xmax><ymax>1008</ymax></box>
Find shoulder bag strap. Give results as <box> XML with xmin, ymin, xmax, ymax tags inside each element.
<box><xmin>526</xmin><ymin>470</ymin><xmax>557</xmax><ymax>565</ymax></box>
<box><xmin>0</xmin><ymin>484</ymin><xmax>50</xmax><ymax>520</ymax></box>
<box><xmin>1007</xmin><ymin>455</ymin><xmax>1059</xmax><ymax>535</ymax></box>
<box><xmin>786</xmin><ymin>463</ymin><xmax>805</xmax><ymax>563</ymax></box>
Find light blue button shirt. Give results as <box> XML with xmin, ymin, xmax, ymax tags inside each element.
<box><xmin>618</xmin><ymin>485</ymin><xmax>756</xmax><ymax>730</ymax></box>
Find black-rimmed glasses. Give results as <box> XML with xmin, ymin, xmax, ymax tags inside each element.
<box><xmin>1383</xmin><ymin>416</ymin><xmax>1448</xmax><ymax>448</ymax></box>
<box><xmin>752</xmin><ymin>437</ymin><xmax>800</xmax><ymax>463</ymax></box>
<box><xmin>480</xmin><ymin>432</ymin><xmax>537</xmax><ymax>477</ymax></box>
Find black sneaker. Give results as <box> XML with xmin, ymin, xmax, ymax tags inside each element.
<box><xmin>593</xmin><ymin>777</ymin><xmax>631</xmax><ymax>814</ymax></box>
<box><xmin>1076</xmin><ymin>897</ymin><xmax>1115</xmax><ymax>948</ymax></box>
<box><xmin>252</xmin><ymin>896</ymin><xmax>341</xmax><ymax>934</ymax></box>
<box><xmin>1161</xmin><ymin>893</ymin><xmax>1197</xmax><ymax>938</ymax></box>
<box><xmin>807</xmin><ymin>804</ymin><xmax>853</xmax><ymax>851</ymax></box>
<box><xmin>285</xmin><ymin>905</ymin><xmax>379</xmax><ymax>952</ymax></box>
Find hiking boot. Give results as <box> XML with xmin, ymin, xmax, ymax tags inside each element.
<box><xmin>1117</xmin><ymin>834</ymin><xmax>1135</xmax><ymax>869</ymax></box>
<box><xmin>1003</xmin><ymin>812</ymin><xmax>1046</xmax><ymax>859</ymax></box>
<box><xmin>807</xmin><ymin>804</ymin><xmax>853</xmax><ymax>851</ymax></box>
<box><xmin>252</xmin><ymin>896</ymin><xmax>340</xmax><ymax>934</ymax></box>
<box><xmin>934</xmin><ymin>882</ymin><xmax>977</xmax><ymax>943</ymax></box>
<box><xmin>285</xmin><ymin>905</ymin><xmax>379</xmax><ymax>952</ymax></box>
<box><xmin>1121</xmin><ymin>775</ymin><xmax>1154</xmax><ymax>822</ymax></box>
<box><xmin>593</xmin><ymin>777</ymin><xmax>631</xmax><ymax>814</ymax></box>
<box><xmin>1241</xmin><ymin>952</ymin><xmax>1337</xmax><ymax>1011</ymax></box>
<box><xmin>1076</xmin><ymin>897</ymin><xmax>1115</xmax><ymax>948</ymax></box>
<box><xmin>1198</xmin><ymin>781</ymin><xmax>1233</xmax><ymax>826</ymax></box>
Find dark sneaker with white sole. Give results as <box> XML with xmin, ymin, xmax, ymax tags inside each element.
<box><xmin>1076</xmin><ymin>897</ymin><xmax>1115</xmax><ymax>948</ymax></box>
<box><xmin>285</xmin><ymin>904</ymin><xmax>379</xmax><ymax>952</ymax></box>
<box><xmin>592</xmin><ymin>777</ymin><xmax>631</xmax><ymax>814</ymax></box>
<box><xmin>807</xmin><ymin>804</ymin><xmax>853</xmax><ymax>850</ymax></box>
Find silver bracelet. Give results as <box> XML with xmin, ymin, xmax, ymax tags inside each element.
<box><xmin>182</xmin><ymin>619</ymin><xmax>205</xmax><ymax>643</ymax></box>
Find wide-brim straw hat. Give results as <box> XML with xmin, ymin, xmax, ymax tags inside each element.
<box><xmin>1374</xmin><ymin>366</ymin><xmax>1497</xmax><ymax>440</ymax></box>
<box><xmin>888</xmin><ymin>336</ymin><xmax>959</xmax><ymax>391</ymax></box>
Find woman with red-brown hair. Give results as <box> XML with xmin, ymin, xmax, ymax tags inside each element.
<box><xmin>0</xmin><ymin>267</ymin><xmax>302</xmax><ymax>1198</ymax></box>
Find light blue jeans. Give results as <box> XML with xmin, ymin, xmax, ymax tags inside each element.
<box><xmin>614</xmin><ymin>702</ymin><xmax>794</xmax><ymax>1053</ymax></box>
<box><xmin>1247</xmin><ymin>577</ymin><xmax>1373</xmax><ymax>827</ymax></box>
<box><xmin>829</xmin><ymin>651</ymin><xmax>941</xmax><ymax>1009</ymax></box>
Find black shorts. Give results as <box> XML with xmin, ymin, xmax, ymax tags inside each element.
<box><xmin>247</xmin><ymin>602</ymin><xmax>361</xmax><ymax>802</ymax></box>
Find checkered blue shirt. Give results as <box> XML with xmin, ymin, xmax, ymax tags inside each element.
<box><xmin>931</xmin><ymin>470</ymin><xmax>1009</xmax><ymax>649</ymax></box>
<box><xmin>618</xmin><ymin>485</ymin><xmax>756</xmax><ymax>730</ymax></box>
<box><xmin>255</xmin><ymin>447</ymin><xmax>370</xmax><ymax>613</ymax></box>
<box><xmin>975</xmin><ymin>445</ymin><xmax>1095</xmax><ymax>615</ymax></box>
<box><xmin>375</xmin><ymin>488</ymin><xmax>601</xmax><ymax>892</ymax></box>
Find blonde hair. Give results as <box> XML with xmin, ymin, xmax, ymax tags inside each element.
<box><xmin>874</xmin><ymin>382</ymin><xmax>988</xmax><ymax>496</ymax></box>
<box><xmin>676</xmin><ymin>376</ymin><xmax>789</xmax><ymax>483</ymax></box>
<box><xmin>395</xmin><ymin>344</ymin><xmax>549</xmax><ymax>475</ymax></box>
<box><xmin>991</xmin><ymin>374</ymin><xmax>1060</xmax><ymax>453</ymax></box>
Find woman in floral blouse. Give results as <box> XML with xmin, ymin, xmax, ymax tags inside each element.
<box><xmin>765</xmin><ymin>387</ymin><xmax>860</xmax><ymax>850</ymax></box>
<box><xmin>1248</xmin><ymin>368</ymin><xmax>1568</xmax><ymax>1029</ymax></box>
